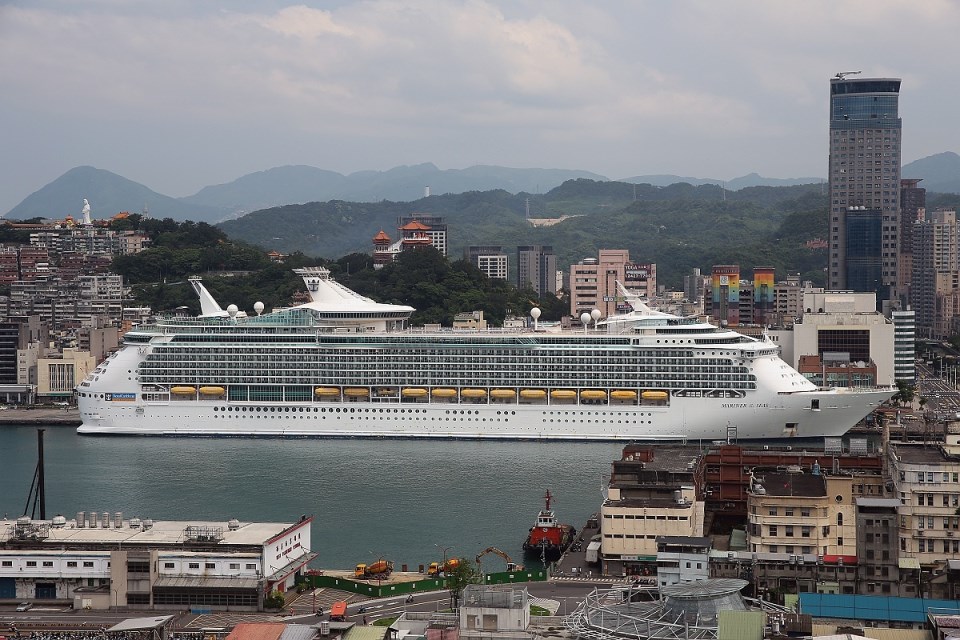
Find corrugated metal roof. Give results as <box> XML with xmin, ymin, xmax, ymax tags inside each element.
<box><xmin>801</xmin><ymin>593</ymin><xmax>960</xmax><ymax>624</ymax></box>
<box><xmin>108</xmin><ymin>616</ymin><xmax>175</xmax><ymax>632</ymax></box>
<box><xmin>154</xmin><ymin>576</ymin><xmax>259</xmax><ymax>589</ymax></box>
<box><xmin>344</xmin><ymin>626</ymin><xmax>389</xmax><ymax>640</ymax></box>
<box><xmin>812</xmin><ymin>624</ymin><xmax>932</xmax><ymax>640</ymax></box>
<box><xmin>279</xmin><ymin>624</ymin><xmax>320</xmax><ymax>640</ymax></box>
<box><xmin>660</xmin><ymin>578</ymin><xmax>747</xmax><ymax>598</ymax></box>
<box><xmin>718</xmin><ymin>610</ymin><xmax>764</xmax><ymax>640</ymax></box>
<box><xmin>863</xmin><ymin>629</ymin><xmax>932</xmax><ymax>640</ymax></box>
<box><xmin>266</xmin><ymin>552</ymin><xmax>319</xmax><ymax>581</ymax></box>
<box><xmin>226</xmin><ymin>623</ymin><xmax>285</xmax><ymax>640</ymax></box>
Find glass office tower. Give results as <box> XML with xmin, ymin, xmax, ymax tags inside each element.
<box><xmin>827</xmin><ymin>77</ymin><xmax>902</xmax><ymax>298</ymax></box>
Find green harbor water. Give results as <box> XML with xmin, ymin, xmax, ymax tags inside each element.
<box><xmin>1</xmin><ymin>424</ymin><xmax>627</xmax><ymax>570</ymax></box>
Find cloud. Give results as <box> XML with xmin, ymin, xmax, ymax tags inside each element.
<box><xmin>0</xmin><ymin>0</ymin><xmax>959</xmax><ymax>212</ymax></box>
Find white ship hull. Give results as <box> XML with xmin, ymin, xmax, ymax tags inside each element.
<box><xmin>77</xmin><ymin>357</ymin><xmax>889</xmax><ymax>441</ymax></box>
<box><xmin>76</xmin><ymin>268</ymin><xmax>894</xmax><ymax>441</ymax></box>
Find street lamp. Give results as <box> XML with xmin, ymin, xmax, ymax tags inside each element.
<box><xmin>435</xmin><ymin>544</ymin><xmax>453</xmax><ymax>607</ymax></box>
<box><xmin>435</xmin><ymin>544</ymin><xmax>452</xmax><ymax>576</ymax></box>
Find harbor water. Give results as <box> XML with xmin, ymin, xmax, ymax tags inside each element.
<box><xmin>1</xmin><ymin>424</ymin><xmax>627</xmax><ymax>570</ymax></box>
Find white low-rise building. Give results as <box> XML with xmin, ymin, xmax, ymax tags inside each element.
<box><xmin>0</xmin><ymin>513</ymin><xmax>315</xmax><ymax>611</ymax></box>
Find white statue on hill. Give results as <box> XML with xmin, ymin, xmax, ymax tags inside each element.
<box><xmin>81</xmin><ymin>198</ymin><xmax>92</xmax><ymax>225</ymax></box>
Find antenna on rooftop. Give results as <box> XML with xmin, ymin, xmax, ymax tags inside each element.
<box><xmin>834</xmin><ymin>71</ymin><xmax>861</xmax><ymax>80</ymax></box>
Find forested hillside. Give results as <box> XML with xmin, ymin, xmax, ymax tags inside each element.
<box><xmin>106</xmin><ymin>216</ymin><xmax>567</xmax><ymax>324</ymax></box>
<box><xmin>218</xmin><ymin>179</ymin><xmax>828</xmax><ymax>287</ymax></box>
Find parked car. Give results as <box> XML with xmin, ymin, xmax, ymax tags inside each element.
<box><xmin>16</xmin><ymin>602</ymin><xmax>32</xmax><ymax>611</ymax></box>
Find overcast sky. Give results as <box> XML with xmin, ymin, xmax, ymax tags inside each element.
<box><xmin>2</xmin><ymin>0</ymin><xmax>958</xmax><ymax>214</ymax></box>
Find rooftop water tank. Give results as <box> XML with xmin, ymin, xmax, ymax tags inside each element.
<box><xmin>52</xmin><ymin>515</ymin><xmax>67</xmax><ymax>528</ymax></box>
<box><xmin>76</xmin><ymin>511</ymin><xmax>86</xmax><ymax>528</ymax></box>
<box><xmin>143</xmin><ymin>518</ymin><xmax>154</xmax><ymax>529</ymax></box>
<box><xmin>130</xmin><ymin>517</ymin><xmax>142</xmax><ymax>529</ymax></box>
<box><xmin>101</xmin><ymin>512</ymin><xmax>110</xmax><ymax>528</ymax></box>
<box><xmin>114</xmin><ymin>512</ymin><xmax>123</xmax><ymax>528</ymax></box>
<box><xmin>228</xmin><ymin>519</ymin><xmax>240</xmax><ymax>531</ymax></box>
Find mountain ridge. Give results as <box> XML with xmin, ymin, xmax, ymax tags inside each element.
<box><xmin>6</xmin><ymin>152</ymin><xmax>959</xmax><ymax>223</ymax></box>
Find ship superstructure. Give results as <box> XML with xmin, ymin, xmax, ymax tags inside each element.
<box><xmin>76</xmin><ymin>267</ymin><xmax>893</xmax><ymax>440</ymax></box>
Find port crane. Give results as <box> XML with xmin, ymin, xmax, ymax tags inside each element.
<box><xmin>834</xmin><ymin>71</ymin><xmax>861</xmax><ymax>80</ymax></box>
<box><xmin>476</xmin><ymin>547</ymin><xmax>523</xmax><ymax>573</ymax></box>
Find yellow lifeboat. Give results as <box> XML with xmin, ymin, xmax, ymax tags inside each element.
<box><xmin>344</xmin><ymin>387</ymin><xmax>370</xmax><ymax>397</ymax></box>
<box><xmin>314</xmin><ymin>387</ymin><xmax>340</xmax><ymax>397</ymax></box>
<box><xmin>580</xmin><ymin>390</ymin><xmax>607</xmax><ymax>401</ymax></box>
<box><xmin>550</xmin><ymin>389</ymin><xmax>577</xmax><ymax>400</ymax></box>
<box><xmin>490</xmin><ymin>389</ymin><xmax>516</xmax><ymax>399</ymax></box>
<box><xmin>171</xmin><ymin>386</ymin><xmax>196</xmax><ymax>395</ymax></box>
<box><xmin>520</xmin><ymin>389</ymin><xmax>547</xmax><ymax>399</ymax></box>
<box><xmin>642</xmin><ymin>390</ymin><xmax>669</xmax><ymax>400</ymax></box>
<box><xmin>199</xmin><ymin>386</ymin><xmax>225</xmax><ymax>396</ymax></box>
<box><xmin>431</xmin><ymin>388</ymin><xmax>458</xmax><ymax>398</ymax></box>
<box><xmin>460</xmin><ymin>388</ymin><xmax>487</xmax><ymax>398</ymax></box>
<box><xmin>611</xmin><ymin>390</ymin><xmax>638</xmax><ymax>400</ymax></box>
<box><xmin>402</xmin><ymin>388</ymin><xmax>428</xmax><ymax>398</ymax></box>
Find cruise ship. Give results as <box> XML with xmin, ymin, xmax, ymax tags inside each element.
<box><xmin>76</xmin><ymin>267</ymin><xmax>893</xmax><ymax>440</ymax></box>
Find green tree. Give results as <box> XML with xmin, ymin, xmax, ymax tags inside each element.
<box><xmin>445</xmin><ymin>557</ymin><xmax>481</xmax><ymax>609</ymax></box>
<box><xmin>892</xmin><ymin>380</ymin><xmax>916</xmax><ymax>407</ymax></box>
<box><xmin>263</xmin><ymin>590</ymin><xmax>285</xmax><ymax>609</ymax></box>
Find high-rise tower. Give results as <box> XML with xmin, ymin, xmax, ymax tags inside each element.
<box><xmin>827</xmin><ymin>75</ymin><xmax>902</xmax><ymax>300</ymax></box>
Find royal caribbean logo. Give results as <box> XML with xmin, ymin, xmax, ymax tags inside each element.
<box><xmin>106</xmin><ymin>392</ymin><xmax>137</xmax><ymax>401</ymax></box>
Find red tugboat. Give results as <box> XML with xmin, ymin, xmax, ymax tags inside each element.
<box><xmin>522</xmin><ymin>490</ymin><xmax>576</xmax><ymax>561</ymax></box>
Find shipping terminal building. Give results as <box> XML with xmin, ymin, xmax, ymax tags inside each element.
<box><xmin>0</xmin><ymin>513</ymin><xmax>315</xmax><ymax>611</ymax></box>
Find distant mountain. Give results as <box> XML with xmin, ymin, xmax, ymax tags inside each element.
<box><xmin>4</xmin><ymin>166</ymin><xmax>221</xmax><ymax>222</ymax></box>
<box><xmin>618</xmin><ymin>172</ymin><xmax>822</xmax><ymax>189</ymax></box>
<box><xmin>902</xmin><ymin>152</ymin><xmax>960</xmax><ymax>194</ymax></box>
<box><xmin>180</xmin><ymin>165</ymin><xmax>350</xmax><ymax>214</ymax></box>
<box><xmin>11</xmin><ymin>154</ymin><xmax>957</xmax><ymax>225</ymax></box>
<box><xmin>181</xmin><ymin>163</ymin><xmax>606</xmax><ymax>216</ymax></box>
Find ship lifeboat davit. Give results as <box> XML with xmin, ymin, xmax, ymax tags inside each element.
<box><xmin>199</xmin><ymin>386</ymin><xmax>225</xmax><ymax>396</ymax></box>
<box><xmin>314</xmin><ymin>387</ymin><xmax>340</xmax><ymax>397</ymax></box>
<box><xmin>344</xmin><ymin>387</ymin><xmax>370</xmax><ymax>397</ymax></box>
<box><xmin>550</xmin><ymin>389</ymin><xmax>576</xmax><ymax>400</ymax></box>
<box><xmin>491</xmin><ymin>389</ymin><xmax>516</xmax><ymax>399</ymax></box>
<box><xmin>611</xmin><ymin>390</ymin><xmax>637</xmax><ymax>400</ymax></box>
<box><xmin>461</xmin><ymin>388</ymin><xmax>487</xmax><ymax>398</ymax></box>
<box><xmin>580</xmin><ymin>390</ymin><xmax>607</xmax><ymax>401</ymax></box>
<box><xmin>431</xmin><ymin>388</ymin><xmax>457</xmax><ymax>398</ymax></box>
<box><xmin>520</xmin><ymin>389</ymin><xmax>546</xmax><ymax>399</ymax></box>
<box><xmin>171</xmin><ymin>386</ymin><xmax>196</xmax><ymax>395</ymax></box>
<box><xmin>642</xmin><ymin>390</ymin><xmax>669</xmax><ymax>400</ymax></box>
<box><xmin>522</xmin><ymin>489</ymin><xmax>576</xmax><ymax>562</ymax></box>
<box><xmin>402</xmin><ymin>388</ymin><xmax>428</xmax><ymax>398</ymax></box>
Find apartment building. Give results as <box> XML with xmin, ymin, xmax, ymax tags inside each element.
<box><xmin>746</xmin><ymin>470</ymin><xmax>857</xmax><ymax>559</ymax></box>
<box><xmin>598</xmin><ymin>447</ymin><xmax>705</xmax><ymax>577</ymax></box>
<box><xmin>569</xmin><ymin>250</ymin><xmax>656</xmax><ymax>318</ymax></box>
<box><xmin>887</xmin><ymin>441</ymin><xmax>960</xmax><ymax>570</ymax></box>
